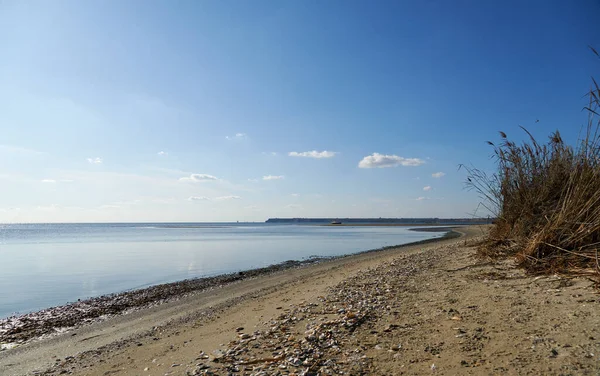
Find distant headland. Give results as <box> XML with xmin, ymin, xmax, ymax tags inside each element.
<box><xmin>265</xmin><ymin>217</ymin><xmax>492</xmax><ymax>225</ymax></box>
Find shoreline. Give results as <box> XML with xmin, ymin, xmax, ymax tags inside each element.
<box><xmin>0</xmin><ymin>228</ymin><xmax>460</xmax><ymax>347</ymax></box>
<box><xmin>323</xmin><ymin>223</ymin><xmax>474</xmax><ymax>227</ymax></box>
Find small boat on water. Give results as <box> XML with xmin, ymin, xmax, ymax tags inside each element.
<box><xmin>330</xmin><ymin>220</ymin><xmax>342</xmax><ymax>225</ymax></box>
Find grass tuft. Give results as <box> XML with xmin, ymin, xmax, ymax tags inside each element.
<box><xmin>462</xmin><ymin>48</ymin><xmax>600</xmax><ymax>278</ymax></box>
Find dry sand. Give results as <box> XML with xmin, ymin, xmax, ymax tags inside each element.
<box><xmin>1</xmin><ymin>226</ymin><xmax>599</xmax><ymax>375</ymax></box>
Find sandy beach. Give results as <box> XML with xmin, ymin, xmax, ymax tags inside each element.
<box><xmin>1</xmin><ymin>226</ymin><xmax>599</xmax><ymax>375</ymax></box>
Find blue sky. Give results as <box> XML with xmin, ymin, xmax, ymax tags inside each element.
<box><xmin>0</xmin><ymin>0</ymin><xmax>598</xmax><ymax>222</ymax></box>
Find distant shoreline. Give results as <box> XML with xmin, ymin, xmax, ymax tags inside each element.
<box><xmin>322</xmin><ymin>223</ymin><xmax>463</xmax><ymax>228</ymax></box>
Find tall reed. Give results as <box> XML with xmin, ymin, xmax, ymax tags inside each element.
<box><xmin>464</xmin><ymin>48</ymin><xmax>600</xmax><ymax>277</ymax></box>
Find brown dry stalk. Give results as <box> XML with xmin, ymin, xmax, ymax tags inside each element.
<box><xmin>463</xmin><ymin>51</ymin><xmax>600</xmax><ymax>278</ymax></box>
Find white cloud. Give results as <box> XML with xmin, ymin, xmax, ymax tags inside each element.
<box><xmin>288</xmin><ymin>150</ymin><xmax>337</xmax><ymax>159</ymax></box>
<box><xmin>179</xmin><ymin>173</ymin><xmax>219</xmax><ymax>182</ymax></box>
<box><xmin>87</xmin><ymin>157</ymin><xmax>103</xmax><ymax>164</ymax></box>
<box><xmin>188</xmin><ymin>196</ymin><xmax>210</xmax><ymax>201</ymax></box>
<box><xmin>188</xmin><ymin>195</ymin><xmax>240</xmax><ymax>201</ymax></box>
<box><xmin>358</xmin><ymin>153</ymin><xmax>425</xmax><ymax>168</ymax></box>
<box><xmin>263</xmin><ymin>175</ymin><xmax>284</xmax><ymax>180</ymax></box>
<box><xmin>416</xmin><ymin>196</ymin><xmax>444</xmax><ymax>201</ymax></box>
<box><xmin>432</xmin><ymin>172</ymin><xmax>446</xmax><ymax>178</ymax></box>
<box><xmin>226</xmin><ymin>133</ymin><xmax>247</xmax><ymax>140</ymax></box>
<box><xmin>215</xmin><ymin>195</ymin><xmax>241</xmax><ymax>200</ymax></box>
<box><xmin>41</xmin><ymin>179</ymin><xmax>57</xmax><ymax>183</ymax></box>
<box><xmin>291</xmin><ymin>193</ymin><xmax>299</xmax><ymax>197</ymax></box>
<box><xmin>423</xmin><ymin>186</ymin><xmax>432</xmax><ymax>191</ymax></box>
<box><xmin>157</xmin><ymin>151</ymin><xmax>168</xmax><ymax>156</ymax></box>
<box><xmin>262</xmin><ymin>152</ymin><xmax>278</xmax><ymax>156</ymax></box>
<box><xmin>247</xmin><ymin>178</ymin><xmax>259</xmax><ymax>183</ymax></box>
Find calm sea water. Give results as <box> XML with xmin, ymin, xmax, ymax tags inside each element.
<box><xmin>0</xmin><ymin>223</ymin><xmax>445</xmax><ymax>318</ymax></box>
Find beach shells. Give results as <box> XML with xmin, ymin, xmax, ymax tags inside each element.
<box><xmin>199</xmin><ymin>251</ymin><xmax>442</xmax><ymax>375</ymax></box>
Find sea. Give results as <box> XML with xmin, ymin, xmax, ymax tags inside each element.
<box><xmin>0</xmin><ymin>223</ymin><xmax>447</xmax><ymax>319</ymax></box>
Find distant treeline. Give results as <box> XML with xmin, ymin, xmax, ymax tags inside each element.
<box><xmin>265</xmin><ymin>218</ymin><xmax>493</xmax><ymax>224</ymax></box>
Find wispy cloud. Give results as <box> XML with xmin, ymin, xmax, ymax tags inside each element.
<box><xmin>41</xmin><ymin>179</ymin><xmax>57</xmax><ymax>183</ymax></box>
<box><xmin>188</xmin><ymin>196</ymin><xmax>210</xmax><ymax>201</ymax></box>
<box><xmin>179</xmin><ymin>173</ymin><xmax>219</xmax><ymax>182</ymax></box>
<box><xmin>188</xmin><ymin>195</ymin><xmax>241</xmax><ymax>201</ymax></box>
<box><xmin>358</xmin><ymin>153</ymin><xmax>425</xmax><ymax>168</ymax></box>
<box><xmin>285</xmin><ymin>204</ymin><xmax>302</xmax><ymax>209</ymax></box>
<box><xmin>263</xmin><ymin>175</ymin><xmax>284</xmax><ymax>180</ymax></box>
<box><xmin>288</xmin><ymin>150</ymin><xmax>337</xmax><ymax>159</ymax></box>
<box><xmin>215</xmin><ymin>195</ymin><xmax>241</xmax><ymax>200</ymax></box>
<box><xmin>423</xmin><ymin>186</ymin><xmax>432</xmax><ymax>191</ymax></box>
<box><xmin>416</xmin><ymin>196</ymin><xmax>428</xmax><ymax>201</ymax></box>
<box><xmin>226</xmin><ymin>133</ymin><xmax>247</xmax><ymax>140</ymax></box>
<box><xmin>291</xmin><ymin>193</ymin><xmax>299</xmax><ymax>197</ymax></box>
<box><xmin>157</xmin><ymin>151</ymin><xmax>168</xmax><ymax>156</ymax></box>
<box><xmin>262</xmin><ymin>152</ymin><xmax>278</xmax><ymax>156</ymax></box>
<box><xmin>87</xmin><ymin>157</ymin><xmax>103</xmax><ymax>164</ymax></box>
<box><xmin>432</xmin><ymin>172</ymin><xmax>446</xmax><ymax>178</ymax></box>
<box><xmin>247</xmin><ymin>178</ymin><xmax>259</xmax><ymax>183</ymax></box>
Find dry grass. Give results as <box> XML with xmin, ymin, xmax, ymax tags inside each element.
<box><xmin>463</xmin><ymin>48</ymin><xmax>600</xmax><ymax>278</ymax></box>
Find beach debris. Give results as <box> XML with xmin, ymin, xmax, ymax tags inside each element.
<box><xmin>194</xmin><ymin>247</ymin><xmax>446</xmax><ymax>375</ymax></box>
<box><xmin>0</xmin><ymin>342</ymin><xmax>18</xmax><ymax>351</ymax></box>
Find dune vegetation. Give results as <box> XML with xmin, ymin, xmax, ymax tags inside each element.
<box><xmin>464</xmin><ymin>48</ymin><xmax>600</xmax><ymax>279</ymax></box>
